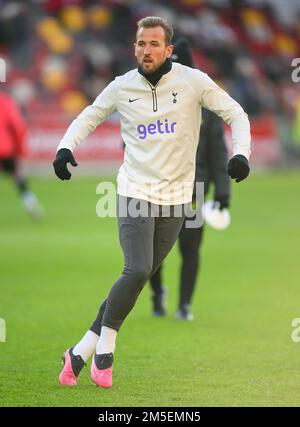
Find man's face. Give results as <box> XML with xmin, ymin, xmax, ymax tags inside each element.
<box><xmin>134</xmin><ymin>26</ymin><xmax>173</xmax><ymax>74</ymax></box>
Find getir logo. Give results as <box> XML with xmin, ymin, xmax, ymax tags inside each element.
<box><xmin>137</xmin><ymin>119</ymin><xmax>177</xmax><ymax>140</ymax></box>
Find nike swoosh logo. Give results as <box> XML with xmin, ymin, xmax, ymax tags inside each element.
<box><xmin>128</xmin><ymin>98</ymin><xmax>141</xmax><ymax>103</ymax></box>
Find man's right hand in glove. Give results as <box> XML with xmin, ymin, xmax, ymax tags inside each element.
<box><xmin>53</xmin><ymin>148</ymin><xmax>78</xmax><ymax>180</ymax></box>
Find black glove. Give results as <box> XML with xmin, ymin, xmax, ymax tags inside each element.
<box><xmin>53</xmin><ymin>148</ymin><xmax>78</xmax><ymax>180</ymax></box>
<box><xmin>214</xmin><ymin>194</ymin><xmax>230</xmax><ymax>210</ymax></box>
<box><xmin>227</xmin><ymin>155</ymin><xmax>250</xmax><ymax>183</ymax></box>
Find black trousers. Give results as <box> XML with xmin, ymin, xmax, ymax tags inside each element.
<box><xmin>150</xmin><ymin>219</ymin><xmax>204</xmax><ymax>308</ymax></box>
<box><xmin>90</xmin><ymin>196</ymin><xmax>186</xmax><ymax>333</ymax></box>
<box><xmin>0</xmin><ymin>157</ymin><xmax>28</xmax><ymax>193</ymax></box>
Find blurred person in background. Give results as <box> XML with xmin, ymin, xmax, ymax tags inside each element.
<box><xmin>0</xmin><ymin>90</ymin><xmax>43</xmax><ymax>220</ymax></box>
<box><xmin>53</xmin><ymin>16</ymin><xmax>250</xmax><ymax>389</ymax></box>
<box><xmin>149</xmin><ymin>38</ymin><xmax>231</xmax><ymax>321</ymax></box>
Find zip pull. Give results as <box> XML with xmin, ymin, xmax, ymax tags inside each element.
<box><xmin>145</xmin><ymin>80</ymin><xmax>158</xmax><ymax>111</ymax></box>
<box><xmin>151</xmin><ymin>87</ymin><xmax>158</xmax><ymax>112</ymax></box>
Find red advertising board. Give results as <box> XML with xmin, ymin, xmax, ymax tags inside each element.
<box><xmin>225</xmin><ymin>113</ymin><xmax>280</xmax><ymax>166</ymax></box>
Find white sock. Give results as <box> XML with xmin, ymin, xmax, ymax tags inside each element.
<box><xmin>73</xmin><ymin>330</ymin><xmax>99</xmax><ymax>362</ymax></box>
<box><xmin>22</xmin><ymin>191</ymin><xmax>37</xmax><ymax>209</ymax></box>
<box><xmin>21</xmin><ymin>191</ymin><xmax>43</xmax><ymax>219</ymax></box>
<box><xmin>96</xmin><ymin>326</ymin><xmax>117</xmax><ymax>355</ymax></box>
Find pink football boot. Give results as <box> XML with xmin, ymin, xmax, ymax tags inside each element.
<box><xmin>59</xmin><ymin>348</ymin><xmax>86</xmax><ymax>386</ymax></box>
<box><xmin>91</xmin><ymin>353</ymin><xmax>113</xmax><ymax>388</ymax></box>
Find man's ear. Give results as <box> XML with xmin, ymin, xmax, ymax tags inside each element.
<box><xmin>166</xmin><ymin>44</ymin><xmax>174</xmax><ymax>59</ymax></box>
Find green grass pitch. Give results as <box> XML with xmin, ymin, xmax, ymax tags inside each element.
<box><xmin>0</xmin><ymin>171</ymin><xmax>300</xmax><ymax>406</ymax></box>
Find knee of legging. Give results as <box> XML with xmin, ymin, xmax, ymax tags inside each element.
<box><xmin>125</xmin><ymin>266</ymin><xmax>152</xmax><ymax>284</ymax></box>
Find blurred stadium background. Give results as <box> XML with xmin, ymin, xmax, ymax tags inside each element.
<box><xmin>1</xmin><ymin>0</ymin><xmax>300</xmax><ymax>172</ymax></box>
<box><xmin>1</xmin><ymin>0</ymin><xmax>300</xmax><ymax>407</ymax></box>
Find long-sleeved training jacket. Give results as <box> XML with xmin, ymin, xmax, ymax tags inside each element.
<box><xmin>57</xmin><ymin>62</ymin><xmax>251</xmax><ymax>205</ymax></box>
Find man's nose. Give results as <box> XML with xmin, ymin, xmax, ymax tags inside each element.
<box><xmin>143</xmin><ymin>45</ymin><xmax>151</xmax><ymax>55</ymax></box>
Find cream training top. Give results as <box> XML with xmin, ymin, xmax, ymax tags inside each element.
<box><xmin>57</xmin><ymin>62</ymin><xmax>251</xmax><ymax>205</ymax></box>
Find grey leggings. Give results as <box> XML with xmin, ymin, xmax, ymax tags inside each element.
<box><xmin>90</xmin><ymin>196</ymin><xmax>186</xmax><ymax>333</ymax></box>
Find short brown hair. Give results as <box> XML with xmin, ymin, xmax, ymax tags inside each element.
<box><xmin>136</xmin><ymin>16</ymin><xmax>173</xmax><ymax>46</ymax></box>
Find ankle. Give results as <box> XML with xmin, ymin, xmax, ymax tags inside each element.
<box><xmin>94</xmin><ymin>352</ymin><xmax>114</xmax><ymax>370</ymax></box>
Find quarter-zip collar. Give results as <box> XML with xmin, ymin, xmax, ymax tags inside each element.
<box><xmin>138</xmin><ymin>58</ymin><xmax>172</xmax><ymax>87</ymax></box>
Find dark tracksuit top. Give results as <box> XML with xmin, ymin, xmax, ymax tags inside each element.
<box><xmin>150</xmin><ymin>108</ymin><xmax>231</xmax><ymax>308</ymax></box>
<box><xmin>196</xmin><ymin>108</ymin><xmax>230</xmax><ymax>203</ymax></box>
